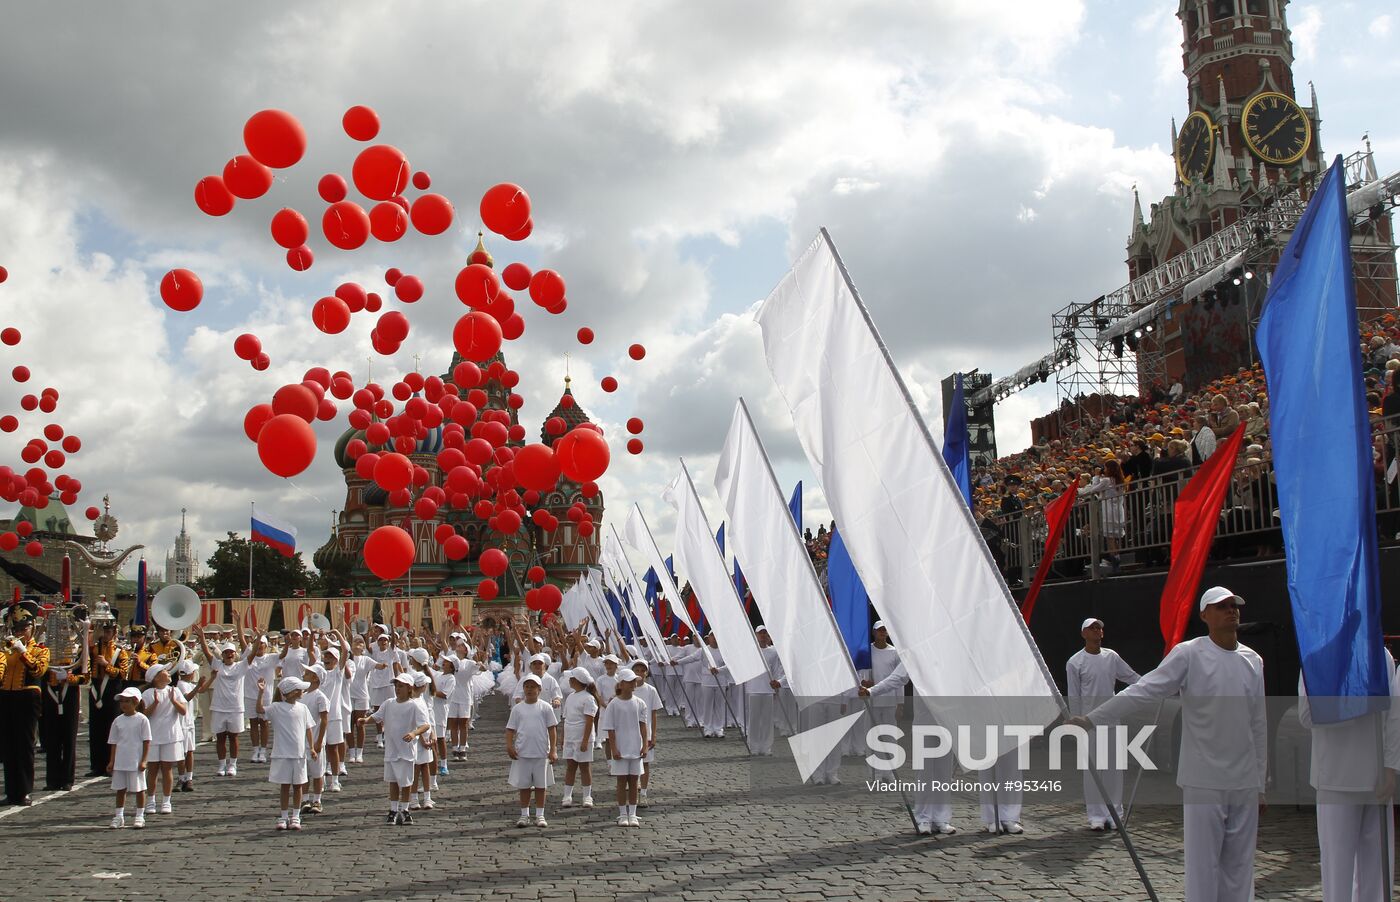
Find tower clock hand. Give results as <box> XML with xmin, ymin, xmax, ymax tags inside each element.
<box><xmin>1257</xmin><ymin>112</ymin><xmax>1300</xmax><ymax>145</ymax></box>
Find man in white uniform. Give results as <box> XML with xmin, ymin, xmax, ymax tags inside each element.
<box><xmin>1082</xmin><ymin>586</ymin><xmax>1266</xmax><ymax>902</ymax></box>
<box><xmin>676</xmin><ymin>636</ymin><xmax>705</xmax><ymax>729</ymax></box>
<box><xmin>861</xmin><ymin>660</ymin><xmax>958</xmax><ymax>835</ymax></box>
<box><xmin>743</xmin><ymin>626</ymin><xmax>783</xmax><ymax>756</ymax></box>
<box><xmin>1066</xmin><ymin>617</ymin><xmax>1140</xmax><ymax>830</ymax></box>
<box><xmin>698</xmin><ymin>633</ymin><xmax>727</xmax><ymax>738</ymax></box>
<box><xmin>1299</xmin><ymin>646</ymin><xmax>1400</xmax><ymax>901</ymax></box>
<box><xmin>851</xmin><ymin>621</ymin><xmax>902</xmax><ymax>756</ymax></box>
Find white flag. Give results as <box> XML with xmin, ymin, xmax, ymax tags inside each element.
<box><xmin>756</xmin><ymin>230</ymin><xmax>1058</xmax><ymax>742</ymax></box>
<box><xmin>714</xmin><ymin>399</ymin><xmax>859</xmax><ymax>706</ymax></box>
<box><xmin>623</xmin><ymin>503</ymin><xmax>716</xmax><ymax>668</ymax></box>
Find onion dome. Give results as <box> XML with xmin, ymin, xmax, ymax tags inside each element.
<box><xmin>362</xmin><ymin>483</ymin><xmax>389</xmax><ymax>506</ymax></box>
<box><xmin>467</xmin><ymin>232</ymin><xmax>493</xmax><ymax>268</ymax></box>
<box><xmin>334</xmin><ymin>427</ymin><xmax>366</xmax><ymax>470</ymax></box>
<box><xmin>415</xmin><ymin>423</ymin><xmax>443</xmax><ymax>455</ymax></box>
<box><xmin>540</xmin><ymin>376</ymin><xmax>592</xmax><ymax>447</ymax></box>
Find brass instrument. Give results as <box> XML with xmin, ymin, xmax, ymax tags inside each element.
<box><xmin>43</xmin><ymin>604</ymin><xmax>85</xmax><ymax>668</ymax></box>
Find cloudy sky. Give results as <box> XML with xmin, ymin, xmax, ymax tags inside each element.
<box><xmin>0</xmin><ymin>0</ymin><xmax>1393</xmax><ymax>580</ymax></box>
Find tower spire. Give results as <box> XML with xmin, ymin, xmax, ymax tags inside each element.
<box><xmin>1130</xmin><ymin>186</ymin><xmax>1145</xmax><ymax>235</ymax></box>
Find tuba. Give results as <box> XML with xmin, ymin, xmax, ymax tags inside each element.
<box><xmin>150</xmin><ymin>585</ymin><xmax>199</xmax><ymax>672</ymax></box>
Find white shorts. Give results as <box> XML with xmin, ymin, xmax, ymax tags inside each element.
<box><xmin>210</xmin><ymin>711</ymin><xmax>244</xmax><ymax>734</ymax></box>
<box><xmin>183</xmin><ymin>726</ymin><xmax>197</xmax><ymax>753</ymax></box>
<box><xmin>152</xmin><ymin>741</ymin><xmax>183</xmax><ymax>763</ymax></box>
<box><xmin>644</xmin><ymin>745</ymin><xmax>655</xmax><ymax>765</ymax></box>
<box><xmin>307</xmin><ymin>752</ymin><xmax>325</xmax><ymax>780</ymax></box>
<box><xmin>369</xmin><ymin>685</ymin><xmax>393</xmax><ymax>707</ymax></box>
<box><xmin>448</xmin><ymin>701</ymin><xmax>471</xmax><ymax>719</ymax></box>
<box><xmin>245</xmin><ymin>695</ymin><xmax>266</xmax><ymax>719</ymax></box>
<box><xmin>609</xmin><ymin>757</ymin><xmax>644</xmax><ymax>777</ymax></box>
<box><xmin>508</xmin><ymin>757</ymin><xmax>554</xmax><ymax>789</ymax></box>
<box><xmin>565</xmin><ymin>743</ymin><xmax>595</xmax><ymax>764</ymax></box>
<box><xmin>432</xmin><ymin>709</ymin><xmax>448</xmax><ymax>734</ymax></box>
<box><xmin>383</xmin><ymin>757</ymin><xmax>415</xmax><ymax>787</ymax></box>
<box><xmin>351</xmin><ymin>696</ymin><xmax>370</xmax><ymax>712</ymax></box>
<box><xmin>268</xmin><ymin>758</ymin><xmax>308</xmax><ymax>785</ymax></box>
<box><xmin>326</xmin><ymin>720</ymin><xmax>345</xmax><ymax>742</ymax></box>
<box><xmin>112</xmin><ymin>769</ymin><xmax>147</xmax><ymax>792</ymax></box>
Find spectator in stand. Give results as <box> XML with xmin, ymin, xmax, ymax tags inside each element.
<box><xmin>1153</xmin><ymin>439</ymin><xmax>1192</xmax><ymax>477</ymax></box>
<box><xmin>1122</xmin><ymin>440</ymin><xmax>1155</xmax><ymax>482</ymax></box>
<box><xmin>1383</xmin><ymin>369</ymin><xmax>1400</xmax><ymax>424</ymax></box>
<box><xmin>1081</xmin><ymin>459</ymin><xmax>1127</xmax><ymax>574</ymax></box>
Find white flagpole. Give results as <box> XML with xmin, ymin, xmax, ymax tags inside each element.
<box><xmin>248</xmin><ymin>501</ymin><xmax>255</xmax><ymax>602</ymax></box>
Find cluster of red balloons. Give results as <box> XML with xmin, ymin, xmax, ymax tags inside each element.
<box><xmin>233</xmin><ymin>333</ymin><xmax>270</xmax><ymax>371</ymax></box>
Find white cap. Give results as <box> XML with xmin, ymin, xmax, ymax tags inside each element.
<box><xmin>219</xmin><ymin>643</ymin><xmax>237</xmax><ymax>654</ymax></box>
<box><xmin>755</xmin><ymin>625</ymin><xmax>768</xmax><ymax>634</ymax></box>
<box><xmin>409</xmin><ymin>648</ymin><xmax>431</xmax><ymax>665</ymax></box>
<box><xmin>322</xmin><ymin>646</ymin><xmax>340</xmax><ymax>660</ymax></box>
<box><xmin>530</xmin><ymin>653</ymin><xmax>549</xmax><ymax>665</ymax></box>
<box><xmin>616</xmin><ymin>670</ymin><xmax>637</xmax><ymax>683</ymax></box>
<box><xmin>177</xmin><ymin>660</ymin><xmax>198</xmax><ymax>676</ymax></box>
<box><xmin>602</xmin><ymin>654</ymin><xmax>620</xmax><ymax>664</ymax></box>
<box><xmin>569</xmin><ymin>666</ymin><xmax>594</xmax><ymax>685</ymax></box>
<box><xmin>279</xmin><ymin>677</ymin><xmax>309</xmax><ymax>694</ymax></box>
<box><xmin>411</xmin><ymin>671</ymin><xmax>431</xmax><ymax>687</ymax></box>
<box><xmin>144</xmin><ymin>665</ymin><xmax>166</xmax><ymax>683</ymax></box>
<box><xmin>117</xmin><ymin>686</ymin><xmax>142</xmax><ymax>701</ymax></box>
<box><xmin>872</xmin><ymin>621</ymin><xmax>886</xmax><ymax>631</ymax></box>
<box><xmin>1081</xmin><ymin>618</ymin><xmax>1104</xmax><ymax>631</ymax></box>
<box><xmin>532</xmin><ymin>635</ymin><xmax>544</xmax><ymax>645</ymax></box>
<box><xmin>522</xmin><ymin>674</ymin><xmax>542</xmax><ymax>687</ymax></box>
<box><xmin>1199</xmin><ymin>586</ymin><xmax>1244</xmax><ymax>612</ymax></box>
<box><xmin>303</xmin><ymin>663</ymin><xmax>326</xmax><ymax>681</ymax></box>
<box><xmin>585</xmin><ymin>638</ymin><xmax>601</xmax><ymax>648</ymax></box>
<box><xmin>393</xmin><ymin>672</ymin><xmax>415</xmax><ymax>686</ymax></box>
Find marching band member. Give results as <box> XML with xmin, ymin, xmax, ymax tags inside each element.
<box><xmin>140</xmin><ymin>664</ymin><xmax>187</xmax><ymax>815</ymax></box>
<box><xmin>42</xmin><ymin>613</ymin><xmax>89</xmax><ymax>791</ymax></box>
<box><xmin>87</xmin><ymin>616</ymin><xmax>129</xmax><ymax>776</ymax></box>
<box><xmin>107</xmin><ymin>686</ymin><xmax>150</xmax><ymax>828</ymax></box>
<box><xmin>124</xmin><ymin>625</ymin><xmax>155</xmax><ymax>688</ymax></box>
<box><xmin>1066</xmin><ymin>618</ymin><xmax>1140</xmax><ymax>830</ymax></box>
<box><xmin>2</xmin><ymin>605</ymin><xmax>49</xmax><ymax>805</ymax></box>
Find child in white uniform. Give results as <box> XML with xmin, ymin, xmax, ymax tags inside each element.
<box><xmin>175</xmin><ymin>659</ymin><xmax>203</xmax><ymax>792</ymax></box>
<box><xmin>363</xmin><ymin>672</ymin><xmax>431</xmax><ymax>826</ymax></box>
<box><xmin>261</xmin><ymin>676</ymin><xmax>316</xmax><ymax>831</ymax></box>
<box><xmin>630</xmin><ymin>662</ymin><xmax>662</xmax><ymax>807</ymax></box>
<box><xmin>107</xmin><ymin>688</ymin><xmax>151</xmax><ymax>829</ymax></box>
<box><xmin>600</xmin><ymin>670</ymin><xmax>649</xmax><ymax>827</ymax></box>
<box><xmin>140</xmin><ymin>665</ymin><xmax>187</xmax><ymax>815</ymax></box>
<box><xmin>506</xmin><ymin>674</ymin><xmax>558</xmax><ymax>827</ymax></box>
<box><xmin>300</xmin><ymin>664</ymin><xmax>331</xmax><ymax>814</ymax></box>
<box><xmin>348</xmin><ymin>636</ymin><xmax>373</xmax><ymax>763</ymax></box>
<box><xmin>409</xmin><ymin>671</ymin><xmax>437</xmax><ymax>810</ymax></box>
<box><xmin>430</xmin><ymin>663</ymin><xmax>454</xmax><ymax>778</ymax></box>
<box><xmin>194</xmin><ymin>629</ymin><xmax>251</xmax><ymax>776</ymax></box>
<box><xmin>560</xmin><ymin>667</ymin><xmax>600</xmax><ymax>808</ymax></box>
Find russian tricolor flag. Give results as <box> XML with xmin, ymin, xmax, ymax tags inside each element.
<box><xmin>251</xmin><ymin>512</ymin><xmax>297</xmax><ymax>558</ymax></box>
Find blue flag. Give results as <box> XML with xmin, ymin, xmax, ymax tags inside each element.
<box><xmin>827</xmin><ymin>526</ymin><xmax>871</xmax><ymax>670</ymax></box>
<box><xmin>604</xmin><ymin>587</ymin><xmax>633</xmax><ymax>642</ymax></box>
<box><xmin>715</xmin><ymin>523</ymin><xmax>725</xmax><ymax>555</ymax></box>
<box><xmin>943</xmin><ymin>374</ymin><xmax>972</xmax><ymax>508</ymax></box>
<box><xmin>789</xmin><ymin>481</ymin><xmax>802</xmax><ymax>529</ymax></box>
<box><xmin>1257</xmin><ymin>155</ymin><xmax>1387</xmax><ymax>722</ymax></box>
<box><xmin>135</xmin><ymin>558</ymin><xmax>148</xmax><ymax>626</ymax></box>
<box><xmin>734</xmin><ymin>559</ymin><xmax>749</xmax><ymax>615</ymax></box>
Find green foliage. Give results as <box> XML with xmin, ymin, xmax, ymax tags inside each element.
<box><xmin>203</xmin><ymin>532</ymin><xmax>312</xmax><ymax>598</ymax></box>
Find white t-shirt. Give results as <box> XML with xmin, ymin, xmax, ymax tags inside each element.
<box><xmin>633</xmin><ymin>682</ymin><xmax>662</xmax><ymax>729</ymax></box>
<box><xmin>266</xmin><ymin>700</ymin><xmax>316</xmax><ymax>760</ymax></box>
<box><xmin>512</xmin><ymin>672</ymin><xmax>562</xmax><ymax>706</ymax></box>
<box><xmin>447</xmin><ymin>656</ymin><xmax>480</xmax><ymax>704</ymax></box>
<box><xmin>177</xmin><ymin>680</ymin><xmax>198</xmax><ymax>730</ymax></box>
<box><xmin>432</xmin><ymin>669</ymin><xmax>456</xmax><ymax>702</ymax></box>
<box><xmin>350</xmin><ymin>655</ymin><xmax>374</xmax><ymax>700</ymax></box>
<box><xmin>303</xmin><ymin>689</ymin><xmax>331</xmax><ymax>744</ymax></box>
<box><xmin>247</xmin><ymin>653</ymin><xmax>279</xmax><ymax>698</ymax></box>
<box><xmin>506</xmin><ymin>699</ymin><xmax>558</xmax><ymax>759</ymax></box>
<box><xmin>367</xmin><ymin>644</ymin><xmax>404</xmax><ymax>689</ymax></box>
<box><xmin>140</xmin><ymin>686</ymin><xmax>186</xmax><ymax>745</ymax></box>
<box><xmin>562</xmin><ymin>689</ymin><xmax>599</xmax><ymax>731</ymax></box>
<box><xmin>372</xmin><ymin>697</ymin><xmax>429</xmax><ymax>762</ymax></box>
<box><xmin>600</xmin><ymin>695</ymin><xmax>648</xmax><ymax>758</ymax></box>
<box><xmin>209</xmin><ymin>659</ymin><xmax>250</xmax><ymax>712</ymax></box>
<box><xmin>109</xmin><ymin>712</ymin><xmax>152</xmax><ymax>771</ymax></box>
<box><xmin>597</xmin><ymin>672</ymin><xmax>618</xmax><ymax>705</ymax></box>
<box><xmin>280</xmin><ymin>646</ymin><xmax>308</xmax><ymax>679</ymax></box>
<box><xmin>1066</xmin><ymin>647</ymin><xmax>1141</xmax><ymax>715</ymax></box>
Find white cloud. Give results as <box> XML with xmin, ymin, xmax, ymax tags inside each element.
<box><xmin>1370</xmin><ymin>15</ymin><xmax>1392</xmax><ymax>38</ymax></box>
<box><xmin>1292</xmin><ymin>5</ymin><xmax>1324</xmax><ymax>62</ymax></box>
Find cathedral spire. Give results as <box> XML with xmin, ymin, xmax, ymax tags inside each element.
<box><xmin>1130</xmin><ymin>187</ymin><xmax>1145</xmax><ymax>236</ymax></box>
<box><xmin>1211</xmin><ymin>133</ymin><xmax>1232</xmax><ymax>191</ymax></box>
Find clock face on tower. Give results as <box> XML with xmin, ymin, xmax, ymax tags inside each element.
<box><xmin>1175</xmin><ymin>111</ymin><xmax>1215</xmax><ymax>184</ymax></box>
<box><xmin>1242</xmin><ymin>92</ymin><xmax>1312</xmax><ymax>166</ymax></box>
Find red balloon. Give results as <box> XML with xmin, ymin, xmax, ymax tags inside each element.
<box><xmin>317</xmin><ymin>173</ymin><xmax>347</xmax><ymax>203</ymax></box>
<box><xmin>269</xmin><ymin>208</ymin><xmax>309</xmax><ymax>249</ymax></box>
<box><xmin>287</xmin><ymin>245</ymin><xmax>314</xmax><ymax>272</ymax></box>
<box><xmin>252</xmin><ymin>352</ymin><xmax>271</xmax><ymax>371</ymax></box>
<box><xmin>478</xmin><ymin>547</ymin><xmax>508</xmax><ymax>578</ymax></box>
<box><xmin>243</xmin><ymin>109</ymin><xmax>307</xmax><ymax>169</ymax></box>
<box><xmin>479</xmin><ymin>183</ymin><xmax>531</xmax><ymax>236</ymax></box>
<box><xmin>496</xmin><ymin>510</ymin><xmax>522</xmax><ymax>533</ymax></box>
<box><xmin>61</xmin><ymin>435</ymin><xmax>80</xmax><ymax>453</ymax></box>
<box><xmin>528</xmin><ymin>270</ymin><xmax>566</xmax><ymax>307</ymax></box>
<box><xmin>576</xmin><ymin>327</ymin><xmax>594</xmax><ymax>345</ymax></box>
<box><xmin>85</xmin><ymin>506</ymin><xmax>99</xmax><ymax>521</ymax></box>
<box><xmin>194</xmin><ymin>175</ymin><xmax>235</xmax><ymax>216</ymax></box>
<box><xmin>513</xmin><ymin>443</ymin><xmax>560</xmax><ymax>492</ymax></box>
<box><xmin>601</xmin><ymin>376</ymin><xmax>618</xmax><ymax>393</ymax></box>
<box><xmin>23</xmin><ymin>540</ymin><xmax>41</xmax><ymax>558</ymax></box>
<box><xmin>434</xmin><ymin>523</ymin><xmax>456</xmax><ymax>544</ymax></box>
<box><xmin>505</xmin><ymin>218</ymin><xmax>534</xmax><ymax>242</ymax></box>
<box><xmin>538</xmin><ymin>584</ymin><xmax>563</xmax><ymax>613</ymax></box>
<box><xmin>443</xmin><ymin>535</ymin><xmax>469</xmax><ymax>560</ymax></box>
<box><xmin>454</xmin><ymin>263</ymin><xmax>500</xmax><ymax>308</ymax></box>
<box><xmin>626</xmin><ymin>417</ymin><xmax>644</xmax><ymax>434</ymax></box>
<box><xmin>453</xmin><ymin>312</ymin><xmax>503</xmax><ymax>362</ymax></box>
<box><xmin>257</xmin><ymin>414</ymin><xmax>317</xmax><ymax>478</ymax></box>
<box><xmin>629</xmin><ymin>343</ymin><xmax>647</xmax><ymax>361</ymax></box>
<box><xmin>627</xmin><ymin>438</ymin><xmax>643</xmax><ymax>455</ymax></box>
<box><xmin>414</xmin><ymin>497</ymin><xmax>438</xmax><ymax>521</ymax></box>
<box><xmin>374</xmin><ymin>452</ymin><xmax>413</xmax><ymax>491</ymax></box>
<box><xmin>223</xmin><ymin>154</ymin><xmax>273</xmax><ymax>199</ymax></box>
<box><xmin>477</xmin><ymin>578</ymin><xmax>499</xmax><ymax>601</ymax></box>
<box><xmin>501</xmin><ymin>262</ymin><xmax>532</xmax><ymax>292</ymax></box>
<box><xmin>412</xmin><ymin>171</ymin><xmax>431</xmax><ymax>191</ymax></box>
<box><xmin>394</xmin><ymin>275</ymin><xmax>423</xmax><ymax>303</ymax></box>
<box><xmin>410</xmin><ymin>194</ymin><xmax>454</xmax><ymax>235</ymax></box>
<box><xmin>43</xmin><ymin>450</ymin><xmax>64</xmax><ymax>469</ymax></box>
<box><xmin>369</xmin><ymin>201</ymin><xmax>408</xmax><ymax>242</ymax></box>
<box><xmin>378</xmin><ymin>310</ymin><xmax>410</xmax><ymax>343</ymax></box>
<box><xmin>335</xmin><ymin>283</ymin><xmax>367</xmax><ymax>312</ymax></box>
<box><xmin>323</xmin><ymin>201</ymin><xmax>371</xmax><ymax>250</ymax></box>
<box><xmin>233</xmin><ymin>333</ymin><xmax>262</xmax><ymax>361</ymax></box>
<box><xmin>243</xmin><ymin>403</ymin><xmax>274</xmax><ymax>442</ymax></box>
<box><xmin>342</xmin><ymin>105</ymin><xmax>380</xmax><ymax>142</ymax></box>
<box><xmin>527</xmin><ymin>565</ymin><xmax>545</xmax><ymax>584</ymax></box>
<box><xmin>354</xmin><ymin>452</ymin><xmax>379</xmax><ymax>479</ymax></box>
<box><xmin>0</xmin><ymin>416</ymin><xmax>16</xmax><ymax>433</ymax></box>
<box><xmin>159</xmin><ymin>269</ymin><xmax>203</xmax><ymax>312</ymax></box>
<box><xmin>525</xmin><ymin>589</ymin><xmax>541</xmax><ymax>611</ymax></box>
<box><xmin>556</xmin><ymin>428</ymin><xmax>611</xmax><ymax>483</ymax></box>
<box><xmin>312</xmin><ymin>296</ymin><xmax>351</xmax><ymax>334</ymax></box>
<box><xmin>352</xmin><ymin>145</ymin><xmax>409</xmax><ymax>201</ymax></box>
<box><xmin>272</xmin><ymin>383</ymin><xmax>318</xmax><ymax>422</ymax></box>
<box><xmin>15</xmin><ymin>521</ymin><xmax>33</xmax><ymax>538</ymax></box>
<box><xmin>363</xmin><ymin>525</ymin><xmax>414</xmax><ymax>580</ymax></box>
<box><xmin>365</xmin><ymin>292</ymin><xmax>383</xmax><ymax>312</ymax></box>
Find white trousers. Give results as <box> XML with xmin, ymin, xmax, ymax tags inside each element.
<box><xmin>777</xmin><ymin>688</ymin><xmax>797</xmax><ymax>737</ymax></box>
<box><xmin>1084</xmin><ymin>765</ymin><xmax>1125</xmax><ymax>824</ymax></box>
<box><xmin>663</xmin><ymin>675</ymin><xmax>682</xmax><ymax>714</ymax></box>
<box><xmin>979</xmin><ymin>753</ymin><xmax>1022</xmax><ymax>827</ymax></box>
<box><xmin>1316</xmin><ymin>796</ymin><xmax>1394</xmax><ymax>901</ymax></box>
<box><xmin>727</xmin><ymin>683</ymin><xmax>745</xmax><ymax>728</ymax></box>
<box><xmin>799</xmin><ymin>701</ymin><xmax>843</xmax><ymax>783</ymax></box>
<box><xmin>912</xmin><ymin>738</ymin><xmax>955</xmax><ymax>827</ymax></box>
<box><xmin>745</xmin><ymin>693</ymin><xmax>774</xmax><ymax>756</ymax></box>
<box><xmin>682</xmin><ymin>681</ymin><xmax>701</xmax><ymax>727</ymax></box>
<box><xmin>1182</xmin><ymin>788</ymin><xmax>1259</xmax><ymax>902</ymax></box>
<box><xmin>699</xmin><ymin>685</ymin><xmax>726</xmax><ymax>735</ymax></box>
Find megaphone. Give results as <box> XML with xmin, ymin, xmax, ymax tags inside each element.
<box><xmin>151</xmin><ymin>584</ymin><xmax>200</xmax><ymax>631</ymax></box>
<box><xmin>300</xmin><ymin>612</ymin><xmax>332</xmax><ymax>632</ymax></box>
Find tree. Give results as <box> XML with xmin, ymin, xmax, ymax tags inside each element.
<box><xmin>203</xmin><ymin>532</ymin><xmax>312</xmax><ymax>598</ymax></box>
<box><xmin>308</xmin><ymin>553</ymin><xmax>355</xmax><ymax>598</ymax></box>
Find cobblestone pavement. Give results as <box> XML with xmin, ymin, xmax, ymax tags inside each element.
<box><xmin>0</xmin><ymin>696</ymin><xmax>1333</xmax><ymax>901</ymax></box>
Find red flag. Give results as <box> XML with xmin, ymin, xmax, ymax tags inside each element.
<box><xmin>1019</xmin><ymin>480</ymin><xmax>1080</xmax><ymax>624</ymax></box>
<box><xmin>1159</xmin><ymin>425</ymin><xmax>1248</xmax><ymax>652</ymax></box>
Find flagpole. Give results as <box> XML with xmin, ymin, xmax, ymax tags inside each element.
<box><xmin>248</xmin><ymin>501</ymin><xmax>255</xmax><ymax>602</ymax></box>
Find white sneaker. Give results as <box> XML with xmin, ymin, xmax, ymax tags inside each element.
<box><xmin>159</xmin><ymin>800</ymin><xmax>172</xmax><ymax>814</ymax></box>
<box><xmin>144</xmin><ymin>800</ymin><xmax>156</xmax><ymax>814</ymax></box>
<box><xmin>109</xmin><ymin>814</ymin><xmax>124</xmax><ymax>829</ymax></box>
<box><xmin>132</xmin><ymin>814</ymin><xmax>145</xmax><ymax>829</ymax></box>
<box><xmin>422</xmin><ymin>799</ymin><xmax>435</xmax><ymax>810</ymax></box>
<box><xmin>227</xmin><ymin>764</ymin><xmax>237</xmax><ymax>777</ymax></box>
<box><xmin>408</xmin><ymin>800</ymin><xmax>422</xmax><ymax>811</ymax></box>
<box><xmin>638</xmin><ymin>796</ymin><xmax>650</xmax><ymax>808</ymax></box>
<box><xmin>915</xmin><ymin>821</ymin><xmax>932</xmax><ymax>835</ymax></box>
<box><xmin>561</xmin><ymin>797</ymin><xmax>574</xmax><ymax>807</ymax></box>
<box><xmin>376</xmin><ymin>735</ymin><xmax>385</xmax><ymax>748</ymax></box>
<box><xmin>329</xmin><ymin>779</ymin><xmax>342</xmax><ymax>792</ymax></box>
<box><xmin>276</xmin><ymin>816</ymin><xmax>288</xmax><ymax>831</ymax></box>
<box><xmin>535</xmin><ymin>815</ymin><xmax>548</xmax><ymax>827</ymax></box>
<box><xmin>628</xmin><ymin>815</ymin><xmax>641</xmax><ymax>827</ymax></box>
<box><xmin>936</xmin><ymin>823</ymin><xmax>958</xmax><ymax>835</ymax></box>
<box><xmin>515</xmin><ymin>816</ymin><xmax>531</xmax><ymax>827</ymax></box>
<box><xmin>581</xmin><ymin>796</ymin><xmax>594</xmax><ymax>808</ymax></box>
<box><xmin>1004</xmin><ymin>821</ymin><xmax>1024</xmax><ymax>835</ymax></box>
<box><xmin>289</xmin><ymin>816</ymin><xmax>302</xmax><ymax>831</ymax></box>
<box><xmin>338</xmin><ymin>766</ymin><xmax>348</xmax><ymax>776</ymax></box>
<box><xmin>617</xmin><ymin>816</ymin><xmax>630</xmax><ymax>827</ymax></box>
<box><xmin>985</xmin><ymin>824</ymin><xmax>999</xmax><ymax>834</ymax></box>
